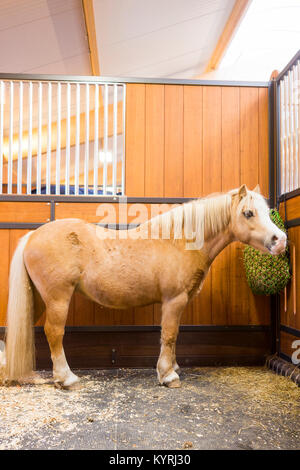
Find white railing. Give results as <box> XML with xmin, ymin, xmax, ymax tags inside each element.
<box><xmin>279</xmin><ymin>57</ymin><xmax>300</xmax><ymax>195</ymax></box>
<box><xmin>0</xmin><ymin>77</ymin><xmax>126</xmax><ymax>196</ymax></box>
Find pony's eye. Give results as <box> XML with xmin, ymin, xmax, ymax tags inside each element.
<box><xmin>243</xmin><ymin>210</ymin><xmax>254</xmax><ymax>219</ymax></box>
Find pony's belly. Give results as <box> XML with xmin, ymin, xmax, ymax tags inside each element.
<box><xmin>78</xmin><ymin>275</ymin><xmax>161</xmax><ymax>309</ymax></box>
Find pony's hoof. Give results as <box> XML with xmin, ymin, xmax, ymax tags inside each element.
<box><xmin>63</xmin><ymin>380</ymin><xmax>81</xmax><ymax>391</ymax></box>
<box><xmin>31</xmin><ymin>375</ymin><xmax>48</xmax><ymax>385</ymax></box>
<box><xmin>54</xmin><ymin>380</ymin><xmax>81</xmax><ymax>391</ymax></box>
<box><xmin>159</xmin><ymin>370</ymin><xmax>181</xmax><ymax>388</ymax></box>
<box><xmin>165</xmin><ymin>378</ymin><xmax>181</xmax><ymax>388</ymax></box>
<box><xmin>55</xmin><ymin>373</ymin><xmax>80</xmax><ymax>390</ymax></box>
<box><xmin>54</xmin><ymin>370</ymin><xmax>80</xmax><ymax>390</ymax></box>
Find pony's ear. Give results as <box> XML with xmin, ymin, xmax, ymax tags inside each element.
<box><xmin>253</xmin><ymin>184</ymin><xmax>261</xmax><ymax>194</ymax></box>
<box><xmin>238</xmin><ymin>184</ymin><xmax>247</xmax><ymax>200</ymax></box>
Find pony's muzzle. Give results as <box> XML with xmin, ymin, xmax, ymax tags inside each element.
<box><xmin>266</xmin><ymin>233</ymin><xmax>287</xmax><ymax>255</ymax></box>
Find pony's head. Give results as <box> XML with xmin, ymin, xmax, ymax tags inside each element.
<box><xmin>230</xmin><ymin>184</ymin><xmax>286</xmax><ymax>255</ymax></box>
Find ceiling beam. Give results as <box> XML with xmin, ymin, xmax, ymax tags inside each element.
<box><xmin>82</xmin><ymin>0</ymin><xmax>101</xmax><ymax>76</ymax></box>
<box><xmin>204</xmin><ymin>0</ymin><xmax>252</xmax><ymax>73</ymax></box>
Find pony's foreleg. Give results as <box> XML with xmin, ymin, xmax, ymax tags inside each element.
<box><xmin>44</xmin><ymin>294</ymin><xmax>79</xmax><ymax>389</ymax></box>
<box><xmin>157</xmin><ymin>292</ymin><xmax>188</xmax><ymax>388</ymax></box>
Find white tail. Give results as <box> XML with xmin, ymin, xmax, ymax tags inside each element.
<box><xmin>4</xmin><ymin>231</ymin><xmax>35</xmax><ymax>382</ymax></box>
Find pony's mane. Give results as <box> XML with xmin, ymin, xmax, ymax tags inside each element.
<box><xmin>142</xmin><ymin>193</ymin><xmax>232</xmax><ymax>244</ymax></box>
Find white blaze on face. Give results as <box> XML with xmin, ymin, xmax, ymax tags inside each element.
<box><xmin>252</xmin><ymin>193</ymin><xmax>287</xmax><ymax>255</ymax></box>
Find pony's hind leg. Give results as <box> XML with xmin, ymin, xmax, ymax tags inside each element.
<box><xmin>44</xmin><ymin>290</ymin><xmax>79</xmax><ymax>389</ymax></box>
<box><xmin>157</xmin><ymin>292</ymin><xmax>188</xmax><ymax>388</ymax></box>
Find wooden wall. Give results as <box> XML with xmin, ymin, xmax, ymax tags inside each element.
<box><xmin>279</xmin><ymin>196</ymin><xmax>300</xmax><ymax>361</ymax></box>
<box><xmin>124</xmin><ymin>83</ymin><xmax>270</xmax><ymax>327</ymax></box>
<box><xmin>0</xmin><ymin>83</ymin><xmax>271</xmax><ymax>329</ymax></box>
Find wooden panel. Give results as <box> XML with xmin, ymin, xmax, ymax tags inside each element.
<box><xmin>164</xmin><ymin>85</ymin><xmax>184</xmax><ymax>197</ymax></box>
<box><xmin>228</xmin><ymin>243</ymin><xmax>247</xmax><ymax>325</ymax></box>
<box><xmin>125</xmin><ymin>84</ymin><xmax>146</xmax><ymax>197</ymax></box>
<box><xmin>0</xmin><ymin>202</ymin><xmax>50</xmax><ymax>223</ymax></box>
<box><xmin>55</xmin><ymin>202</ymin><xmax>175</xmax><ymax>224</ymax></box>
<box><xmin>202</xmin><ymin>86</ymin><xmax>222</xmax><ymax>194</ymax></box>
<box><xmin>245</xmin><ymin>63</ymin><xmax>271</xmax><ymax>326</ymax></box>
<box><xmin>153</xmin><ymin>303</ymin><xmax>161</xmax><ymax>326</ymax></box>
<box><xmin>133</xmin><ymin>305</ymin><xmax>154</xmax><ymax>325</ymax></box>
<box><xmin>181</xmin><ymin>89</ymin><xmax>196</xmax><ymax>323</ymax></box>
<box><xmin>0</xmin><ymin>230</ymin><xmax>9</xmax><ymax>326</ymax></box>
<box><xmin>280</xmin><ymin>331</ymin><xmax>300</xmax><ymax>359</ymax></box>
<box><xmin>221</xmin><ymin>87</ymin><xmax>240</xmax><ymax>191</ymax></box>
<box><xmin>183</xmin><ymin>86</ymin><xmax>203</xmax><ymax>198</ymax></box>
<box><xmin>279</xmin><ymin>195</ymin><xmax>300</xmax><ymax>221</ymax></box>
<box><xmin>94</xmin><ymin>304</ymin><xmax>114</xmax><ymax>325</ymax></box>
<box><xmin>73</xmin><ymin>293</ymin><xmax>94</xmax><ymax>326</ymax></box>
<box><xmin>55</xmin><ymin>202</ymin><xmax>113</xmax><ymax>223</ymax></box>
<box><xmin>239</xmin><ymin>87</ymin><xmax>270</xmax><ymax>325</ymax></box>
<box><xmin>145</xmin><ymin>85</ymin><xmax>164</xmax><ymax>197</ymax></box>
<box><xmin>33</xmin><ymin>328</ymin><xmax>272</xmax><ymax>369</ymax></box>
<box><xmin>210</xmin><ymin>88</ymin><xmax>240</xmax><ymax>325</ymax></box>
<box><xmin>258</xmin><ymin>87</ymin><xmax>269</xmax><ymax>198</ymax></box>
<box><xmin>202</xmin><ymin>86</ymin><xmax>221</xmax><ymax>325</ymax></box>
<box><xmin>240</xmin><ymin>87</ymin><xmax>259</xmax><ymax>189</ymax></box>
<box><xmin>280</xmin><ymin>225</ymin><xmax>300</xmax><ymax>331</ymax></box>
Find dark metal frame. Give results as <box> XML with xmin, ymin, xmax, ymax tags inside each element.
<box><xmin>274</xmin><ymin>49</ymin><xmax>300</xmax><ymax>203</ymax></box>
<box><xmin>0</xmin><ymin>325</ymin><xmax>270</xmax><ymax>334</ymax></box>
<box><xmin>0</xmin><ymin>72</ymin><xmax>268</xmax><ymax>87</ymax></box>
<box><xmin>269</xmin><ymin>50</ymin><xmax>300</xmax><ymax>362</ymax></box>
<box><xmin>280</xmin><ymin>324</ymin><xmax>300</xmax><ymax>338</ymax></box>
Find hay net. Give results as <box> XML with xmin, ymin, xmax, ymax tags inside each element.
<box><xmin>243</xmin><ymin>209</ymin><xmax>290</xmax><ymax>295</ymax></box>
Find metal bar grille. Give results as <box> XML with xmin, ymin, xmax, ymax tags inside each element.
<box><xmin>278</xmin><ymin>57</ymin><xmax>300</xmax><ymax>196</ymax></box>
<box><xmin>0</xmin><ymin>77</ymin><xmax>126</xmax><ymax>196</ymax></box>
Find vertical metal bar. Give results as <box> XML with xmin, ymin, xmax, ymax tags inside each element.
<box><xmin>17</xmin><ymin>82</ymin><xmax>23</xmax><ymax>194</ymax></box>
<box><xmin>46</xmin><ymin>82</ymin><xmax>52</xmax><ymax>195</ymax></box>
<box><xmin>113</xmin><ymin>84</ymin><xmax>118</xmax><ymax>195</ymax></box>
<box><xmin>8</xmin><ymin>81</ymin><xmax>13</xmax><ymax>194</ymax></box>
<box><xmin>65</xmin><ymin>82</ymin><xmax>71</xmax><ymax>195</ymax></box>
<box><xmin>293</xmin><ymin>65</ymin><xmax>298</xmax><ymax>190</ymax></box>
<box><xmin>276</xmin><ymin>79</ymin><xmax>281</xmax><ymax>201</ymax></box>
<box><xmin>122</xmin><ymin>84</ymin><xmax>126</xmax><ymax>195</ymax></box>
<box><xmin>288</xmin><ymin>70</ymin><xmax>293</xmax><ymax>192</ymax></box>
<box><xmin>27</xmin><ymin>82</ymin><xmax>33</xmax><ymax>194</ymax></box>
<box><xmin>75</xmin><ymin>83</ymin><xmax>80</xmax><ymax>195</ymax></box>
<box><xmin>37</xmin><ymin>81</ymin><xmax>42</xmax><ymax>195</ymax></box>
<box><xmin>56</xmin><ymin>82</ymin><xmax>61</xmax><ymax>195</ymax></box>
<box><xmin>84</xmin><ymin>83</ymin><xmax>89</xmax><ymax>195</ymax></box>
<box><xmin>0</xmin><ymin>82</ymin><xmax>4</xmax><ymax>194</ymax></box>
<box><xmin>298</xmin><ymin>60</ymin><xmax>300</xmax><ymax>188</ymax></box>
<box><xmin>93</xmin><ymin>83</ymin><xmax>99</xmax><ymax>195</ymax></box>
<box><xmin>284</xmin><ymin>75</ymin><xmax>289</xmax><ymax>194</ymax></box>
<box><xmin>103</xmin><ymin>84</ymin><xmax>108</xmax><ymax>195</ymax></box>
<box><xmin>280</xmin><ymin>80</ymin><xmax>285</xmax><ymax>195</ymax></box>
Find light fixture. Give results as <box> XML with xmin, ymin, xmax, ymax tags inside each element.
<box><xmin>99</xmin><ymin>151</ymin><xmax>113</xmax><ymax>164</ymax></box>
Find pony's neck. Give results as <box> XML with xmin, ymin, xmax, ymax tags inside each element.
<box><xmin>203</xmin><ymin>228</ymin><xmax>234</xmax><ymax>261</ymax></box>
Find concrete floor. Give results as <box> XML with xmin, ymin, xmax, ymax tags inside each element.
<box><xmin>0</xmin><ymin>367</ymin><xmax>299</xmax><ymax>450</ymax></box>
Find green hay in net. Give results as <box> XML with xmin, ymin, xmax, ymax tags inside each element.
<box><xmin>243</xmin><ymin>209</ymin><xmax>290</xmax><ymax>295</ymax></box>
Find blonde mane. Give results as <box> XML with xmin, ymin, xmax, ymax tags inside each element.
<box><xmin>141</xmin><ymin>193</ymin><xmax>232</xmax><ymax>246</ymax></box>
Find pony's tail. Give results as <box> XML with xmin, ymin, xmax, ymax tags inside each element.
<box><xmin>2</xmin><ymin>231</ymin><xmax>35</xmax><ymax>383</ymax></box>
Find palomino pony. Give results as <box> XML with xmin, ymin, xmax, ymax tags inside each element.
<box><xmin>0</xmin><ymin>185</ymin><xmax>286</xmax><ymax>389</ymax></box>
